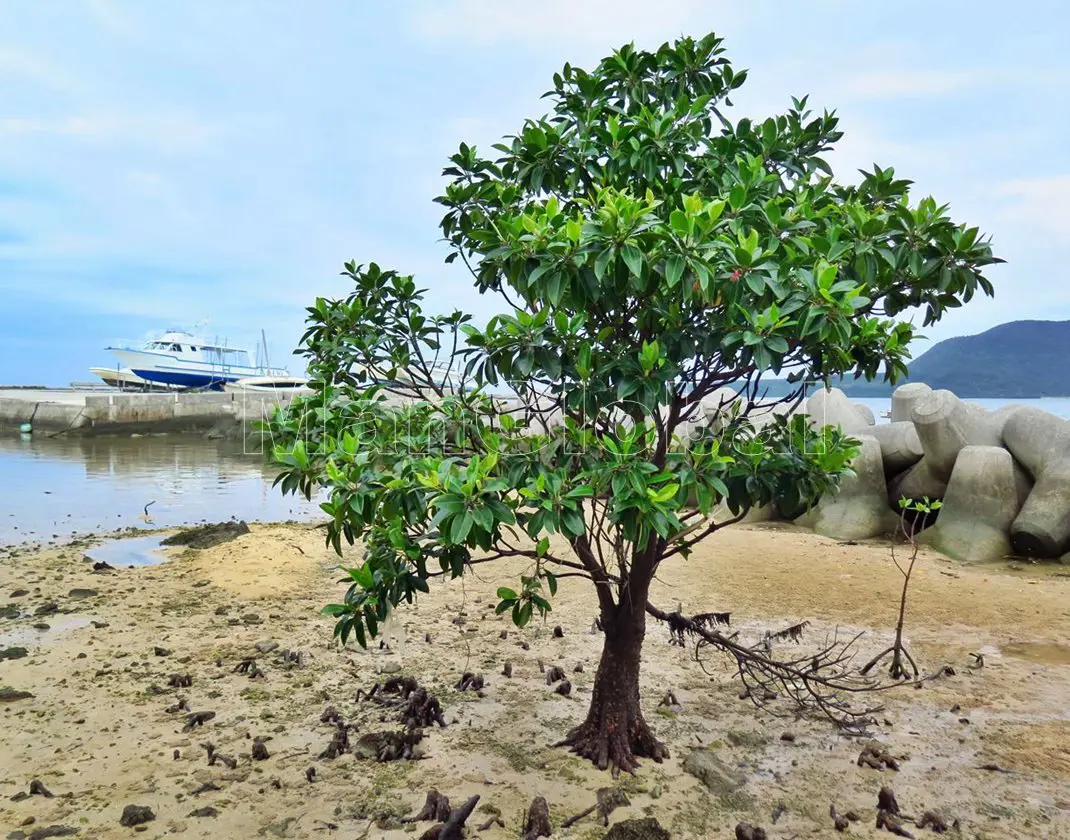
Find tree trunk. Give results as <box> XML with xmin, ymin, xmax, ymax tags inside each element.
<box><xmin>559</xmin><ymin>590</ymin><xmax>668</xmax><ymax>774</ymax></box>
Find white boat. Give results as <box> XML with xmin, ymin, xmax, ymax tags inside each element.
<box><xmin>106</xmin><ymin>330</ymin><xmax>288</xmax><ymax>390</ymax></box>
<box><xmin>88</xmin><ymin>366</ymin><xmax>179</xmax><ymax>392</ymax></box>
<box><xmin>223</xmin><ymin>376</ymin><xmax>313</xmax><ymax>395</ymax></box>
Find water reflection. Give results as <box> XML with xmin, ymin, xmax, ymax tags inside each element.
<box><xmin>83</xmin><ymin>534</ymin><xmax>171</xmax><ymax>567</ymax></box>
<box><xmin>0</xmin><ymin>434</ymin><xmax>324</xmax><ymax>546</ymax></box>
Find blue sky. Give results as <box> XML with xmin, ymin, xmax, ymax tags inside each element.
<box><xmin>1</xmin><ymin>0</ymin><xmax>1067</xmax><ymax>385</ymax></box>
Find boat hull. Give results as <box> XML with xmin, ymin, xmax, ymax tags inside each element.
<box><xmin>223</xmin><ymin>376</ymin><xmax>313</xmax><ymax>395</ymax></box>
<box><xmin>109</xmin><ymin>349</ymin><xmax>260</xmax><ymax>390</ymax></box>
<box><xmin>88</xmin><ymin>367</ymin><xmax>178</xmax><ymax>392</ymax></box>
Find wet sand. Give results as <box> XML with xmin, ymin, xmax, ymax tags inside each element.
<box><xmin>2</xmin><ymin>522</ymin><xmax>1069</xmax><ymax>839</ymax></box>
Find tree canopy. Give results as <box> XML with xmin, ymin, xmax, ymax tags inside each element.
<box><xmin>268</xmin><ymin>32</ymin><xmax>1000</xmax><ymax>773</ymax></box>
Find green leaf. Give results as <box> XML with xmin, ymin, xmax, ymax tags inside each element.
<box><xmin>664</xmin><ymin>254</ymin><xmax>685</xmax><ymax>287</ymax></box>
<box><xmin>450</xmin><ymin>513</ymin><xmax>474</xmax><ymax>544</ymax></box>
<box><xmin>594</xmin><ymin>248</ymin><xmax>614</xmax><ymax>280</ymax></box>
<box><xmin>621</xmin><ymin>244</ymin><xmax>644</xmax><ymax>278</ymax></box>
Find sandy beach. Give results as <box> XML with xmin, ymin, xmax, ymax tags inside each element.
<box><xmin>2</xmin><ymin>522</ymin><xmax>1069</xmax><ymax>839</ymax></box>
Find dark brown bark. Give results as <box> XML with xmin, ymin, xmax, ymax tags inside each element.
<box><xmin>558</xmin><ymin>584</ymin><xmax>668</xmax><ymax>774</ymax></box>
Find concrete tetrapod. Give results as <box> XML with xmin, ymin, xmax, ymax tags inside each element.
<box><xmin>795</xmin><ymin>436</ymin><xmax>898</xmax><ymax>540</ymax></box>
<box><xmin>910</xmin><ymin>390</ymin><xmax>1002</xmax><ymax>481</ymax></box>
<box><xmin>806</xmin><ymin>387</ymin><xmax>873</xmax><ymax>435</ymax></box>
<box><xmin>698</xmin><ymin>387</ymin><xmax>744</xmax><ymax>434</ymax></box>
<box><xmin>886</xmin><ymin>458</ymin><xmax>947</xmax><ymax>506</ymax></box>
<box><xmin>868</xmin><ymin>422</ymin><xmax>924</xmax><ymax>475</ymax></box>
<box><xmin>890</xmin><ymin>382</ymin><xmax>932</xmax><ymax>424</ymax></box>
<box><xmin>1002</xmin><ymin>407</ymin><xmax>1070</xmax><ymax>558</ymax></box>
<box><xmin>918</xmin><ymin>446</ymin><xmax>1019</xmax><ymax>563</ymax></box>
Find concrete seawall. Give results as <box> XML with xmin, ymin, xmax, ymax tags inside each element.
<box><xmin>0</xmin><ymin>389</ymin><xmax>297</xmax><ymax>436</ymax></box>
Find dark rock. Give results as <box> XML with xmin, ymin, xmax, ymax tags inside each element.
<box><xmin>734</xmin><ymin>824</ymin><xmax>768</xmax><ymax>840</ymax></box>
<box><xmin>154</xmin><ymin>647</ymin><xmax>171</xmax><ymax>657</ymax></box>
<box><xmin>242</xmin><ymin>613</ymin><xmax>262</xmax><ymax>625</ymax></box>
<box><xmin>214</xmin><ymin>605</ymin><xmax>230</xmax><ymax>615</ymax></box>
<box><xmin>255</xmin><ymin>641</ymin><xmax>278</xmax><ymax>654</ymax></box>
<box><xmin>25</xmin><ymin>827</ymin><xmax>78</xmax><ymax>840</ymax></box>
<box><xmin>161</xmin><ymin>521</ymin><xmax>250</xmax><ymax>550</ymax></box>
<box><xmin>1</xmin><ymin>647</ymin><xmax>29</xmax><ymax>661</ymax></box>
<box><xmin>602</xmin><ymin>817</ymin><xmax>670</xmax><ymax>840</ymax></box>
<box><xmin>90</xmin><ymin>621</ymin><xmax>109</xmax><ymax>628</ymax></box>
<box><xmin>252</xmin><ymin>739</ymin><xmax>270</xmax><ymax>761</ymax></box>
<box><xmin>118</xmin><ymin>805</ymin><xmax>155</xmax><ymax>827</ymax></box>
<box><xmin>9</xmin><ymin>589</ymin><xmax>28</xmax><ymax>598</ymax></box>
<box><xmin>67</xmin><ymin>589</ymin><xmax>98</xmax><ymax>600</ymax></box>
<box><xmin>0</xmin><ymin>687</ymin><xmax>34</xmax><ymax>702</ymax></box>
<box><xmin>34</xmin><ymin>603</ymin><xmax>59</xmax><ymax>617</ymax></box>
<box><xmin>91</xmin><ymin>561</ymin><xmax>115</xmax><ymax>573</ymax></box>
<box><xmin>188</xmin><ymin>807</ymin><xmax>218</xmax><ymax>818</ymax></box>
<box><xmin>1</xmin><ymin>604</ymin><xmax>19</xmax><ymax>619</ymax></box>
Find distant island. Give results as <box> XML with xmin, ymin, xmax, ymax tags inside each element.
<box><xmin>837</xmin><ymin>320</ymin><xmax>1070</xmax><ymax>398</ymax></box>
<box><xmin>751</xmin><ymin>320</ymin><xmax>1070</xmax><ymax>400</ymax></box>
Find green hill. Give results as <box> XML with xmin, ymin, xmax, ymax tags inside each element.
<box><xmin>838</xmin><ymin>320</ymin><xmax>1070</xmax><ymax>398</ymax></box>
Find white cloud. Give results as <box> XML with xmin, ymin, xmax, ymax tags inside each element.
<box><xmin>408</xmin><ymin>0</ymin><xmax>712</xmax><ymax>47</ymax></box>
<box><xmin>0</xmin><ymin>47</ymin><xmax>82</xmax><ymax>92</ymax></box>
<box><xmin>0</xmin><ymin>112</ymin><xmax>217</xmax><ymax>152</ymax></box>
<box><xmin>85</xmin><ymin>0</ymin><xmax>136</xmax><ymax>37</ymax></box>
<box><xmin>837</xmin><ymin>71</ymin><xmax>978</xmax><ymax>101</ymax></box>
<box><xmin>994</xmin><ymin>175</ymin><xmax>1070</xmax><ymax>236</ymax></box>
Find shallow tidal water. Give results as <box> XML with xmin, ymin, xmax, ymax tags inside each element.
<box><xmin>0</xmin><ymin>433</ymin><xmax>324</xmax><ymax>546</ymax></box>
<box><xmin>1</xmin><ymin>396</ymin><xmax>1067</xmax><ymax>549</ymax></box>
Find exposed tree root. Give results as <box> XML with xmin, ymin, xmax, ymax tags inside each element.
<box><xmin>522</xmin><ymin>796</ymin><xmax>552</xmax><ymax>840</ymax></box>
<box><xmin>408</xmin><ymin>790</ymin><xmax>451</xmax><ymax>823</ymax></box>
<box><xmin>318</xmin><ymin>722</ymin><xmax>351</xmax><ymax>759</ymax></box>
<box><xmin>418</xmin><ymin>794</ymin><xmax>479</xmax><ymax>840</ymax></box>
<box><xmin>455</xmin><ymin>672</ymin><xmax>484</xmax><ymax>692</ymax></box>
<box><xmin>361</xmin><ymin>677</ymin><xmax>447</xmax><ymax>730</ymax></box>
<box><xmin>562</xmin><ymin>788</ymin><xmax>630</xmax><ymax>828</ymax></box>
<box><xmin>544</xmin><ymin>666</ymin><xmax>565</xmax><ymax>685</ymax></box>
<box><xmin>858</xmin><ymin>743</ymin><xmax>902</xmax><ymax>771</ymax></box>
<box><xmin>182</xmin><ymin>711</ymin><xmax>215</xmax><ymax>732</ymax></box>
<box><xmin>233</xmin><ymin>658</ymin><xmax>265</xmax><ymax>679</ymax></box>
<box><xmin>557</xmin><ymin>708</ymin><xmax>668</xmax><ymax>776</ymax></box>
<box><xmin>354</xmin><ymin>729</ymin><xmax>424</xmax><ymax>761</ymax></box>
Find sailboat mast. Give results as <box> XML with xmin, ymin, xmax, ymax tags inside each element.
<box><xmin>261</xmin><ymin>329</ymin><xmax>271</xmax><ymax>373</ymax></box>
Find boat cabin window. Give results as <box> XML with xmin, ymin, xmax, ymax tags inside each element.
<box><xmin>171</xmin><ymin>343</ymin><xmax>182</xmax><ymax>351</ymax></box>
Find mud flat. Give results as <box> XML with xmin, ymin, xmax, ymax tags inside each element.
<box><xmin>2</xmin><ymin>522</ymin><xmax>1070</xmax><ymax>839</ymax></box>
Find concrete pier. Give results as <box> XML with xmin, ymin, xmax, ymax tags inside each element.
<box><xmin>0</xmin><ymin>389</ymin><xmax>296</xmax><ymax>436</ymax></box>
